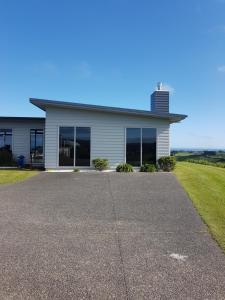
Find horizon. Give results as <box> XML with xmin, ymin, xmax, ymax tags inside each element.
<box><xmin>171</xmin><ymin>147</ymin><xmax>225</xmax><ymax>151</ymax></box>
<box><xmin>1</xmin><ymin>0</ymin><xmax>225</xmax><ymax>148</ymax></box>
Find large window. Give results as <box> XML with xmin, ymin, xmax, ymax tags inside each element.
<box><xmin>0</xmin><ymin>129</ymin><xmax>12</xmax><ymax>151</ymax></box>
<box><xmin>126</xmin><ymin>128</ymin><xmax>141</xmax><ymax>166</ymax></box>
<box><xmin>75</xmin><ymin>127</ymin><xmax>91</xmax><ymax>166</ymax></box>
<box><xmin>59</xmin><ymin>127</ymin><xmax>74</xmax><ymax>166</ymax></box>
<box><xmin>142</xmin><ymin>128</ymin><xmax>156</xmax><ymax>164</ymax></box>
<box><xmin>58</xmin><ymin>126</ymin><xmax>91</xmax><ymax>167</ymax></box>
<box><xmin>126</xmin><ymin>128</ymin><xmax>156</xmax><ymax>166</ymax></box>
<box><xmin>30</xmin><ymin>129</ymin><xmax>44</xmax><ymax>163</ymax></box>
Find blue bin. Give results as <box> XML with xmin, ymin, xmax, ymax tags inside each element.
<box><xmin>17</xmin><ymin>155</ymin><xmax>25</xmax><ymax>168</ymax></box>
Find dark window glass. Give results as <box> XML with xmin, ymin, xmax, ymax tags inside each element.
<box><xmin>76</xmin><ymin>127</ymin><xmax>90</xmax><ymax>166</ymax></box>
<box><xmin>142</xmin><ymin>128</ymin><xmax>156</xmax><ymax>164</ymax></box>
<box><xmin>59</xmin><ymin>127</ymin><xmax>74</xmax><ymax>166</ymax></box>
<box><xmin>0</xmin><ymin>129</ymin><xmax>12</xmax><ymax>151</ymax></box>
<box><xmin>30</xmin><ymin>129</ymin><xmax>44</xmax><ymax>163</ymax></box>
<box><xmin>126</xmin><ymin>128</ymin><xmax>141</xmax><ymax>166</ymax></box>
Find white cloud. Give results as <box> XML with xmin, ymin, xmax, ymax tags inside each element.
<box><xmin>218</xmin><ymin>65</ymin><xmax>225</xmax><ymax>72</ymax></box>
<box><xmin>75</xmin><ymin>61</ymin><xmax>92</xmax><ymax>79</ymax></box>
<box><xmin>31</xmin><ymin>61</ymin><xmax>59</xmax><ymax>76</ymax></box>
<box><xmin>163</xmin><ymin>84</ymin><xmax>175</xmax><ymax>94</ymax></box>
<box><xmin>209</xmin><ymin>25</ymin><xmax>225</xmax><ymax>33</ymax></box>
<box><xmin>216</xmin><ymin>25</ymin><xmax>225</xmax><ymax>32</ymax></box>
<box><xmin>156</xmin><ymin>83</ymin><xmax>175</xmax><ymax>94</ymax></box>
<box><xmin>188</xmin><ymin>132</ymin><xmax>215</xmax><ymax>141</ymax></box>
<box><xmin>219</xmin><ymin>25</ymin><xmax>225</xmax><ymax>32</ymax></box>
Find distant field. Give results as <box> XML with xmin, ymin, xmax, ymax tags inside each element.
<box><xmin>175</xmin><ymin>162</ymin><xmax>225</xmax><ymax>252</ymax></box>
<box><xmin>175</xmin><ymin>151</ymin><xmax>196</xmax><ymax>157</ymax></box>
<box><xmin>174</xmin><ymin>151</ymin><xmax>225</xmax><ymax>168</ymax></box>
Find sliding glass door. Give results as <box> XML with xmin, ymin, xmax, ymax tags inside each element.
<box><xmin>75</xmin><ymin>127</ymin><xmax>91</xmax><ymax>166</ymax></box>
<box><xmin>126</xmin><ymin>128</ymin><xmax>156</xmax><ymax>166</ymax></box>
<box><xmin>59</xmin><ymin>127</ymin><xmax>74</xmax><ymax>166</ymax></box>
<box><xmin>59</xmin><ymin>126</ymin><xmax>91</xmax><ymax>167</ymax></box>
<box><xmin>142</xmin><ymin>128</ymin><xmax>156</xmax><ymax>164</ymax></box>
<box><xmin>126</xmin><ymin>128</ymin><xmax>141</xmax><ymax>166</ymax></box>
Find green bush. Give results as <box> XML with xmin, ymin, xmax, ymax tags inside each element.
<box><xmin>158</xmin><ymin>156</ymin><xmax>176</xmax><ymax>172</ymax></box>
<box><xmin>0</xmin><ymin>149</ymin><xmax>17</xmax><ymax>167</ymax></box>
<box><xmin>73</xmin><ymin>168</ymin><xmax>80</xmax><ymax>172</ymax></box>
<box><xmin>116</xmin><ymin>163</ymin><xmax>133</xmax><ymax>172</ymax></box>
<box><xmin>140</xmin><ymin>163</ymin><xmax>156</xmax><ymax>172</ymax></box>
<box><xmin>92</xmin><ymin>158</ymin><xmax>108</xmax><ymax>171</ymax></box>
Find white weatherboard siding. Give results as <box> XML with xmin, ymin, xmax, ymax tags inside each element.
<box><xmin>45</xmin><ymin>107</ymin><xmax>170</xmax><ymax>169</ymax></box>
<box><xmin>0</xmin><ymin>120</ymin><xmax>45</xmax><ymax>164</ymax></box>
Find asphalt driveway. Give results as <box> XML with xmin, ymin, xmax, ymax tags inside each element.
<box><xmin>0</xmin><ymin>172</ymin><xmax>225</xmax><ymax>299</ymax></box>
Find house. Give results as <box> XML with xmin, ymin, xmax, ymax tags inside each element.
<box><xmin>0</xmin><ymin>84</ymin><xmax>187</xmax><ymax>169</ymax></box>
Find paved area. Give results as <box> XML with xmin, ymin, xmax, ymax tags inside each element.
<box><xmin>0</xmin><ymin>172</ymin><xmax>225</xmax><ymax>299</ymax></box>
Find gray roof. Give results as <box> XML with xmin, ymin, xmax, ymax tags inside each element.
<box><xmin>30</xmin><ymin>98</ymin><xmax>187</xmax><ymax>123</ymax></box>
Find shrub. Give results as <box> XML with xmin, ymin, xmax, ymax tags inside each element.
<box><xmin>92</xmin><ymin>158</ymin><xmax>108</xmax><ymax>171</ymax></box>
<box><xmin>73</xmin><ymin>168</ymin><xmax>80</xmax><ymax>172</ymax></box>
<box><xmin>0</xmin><ymin>149</ymin><xmax>17</xmax><ymax>167</ymax></box>
<box><xmin>116</xmin><ymin>163</ymin><xmax>133</xmax><ymax>172</ymax></box>
<box><xmin>158</xmin><ymin>156</ymin><xmax>176</xmax><ymax>172</ymax></box>
<box><xmin>140</xmin><ymin>163</ymin><xmax>156</xmax><ymax>172</ymax></box>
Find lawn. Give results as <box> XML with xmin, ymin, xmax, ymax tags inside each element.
<box><xmin>175</xmin><ymin>162</ymin><xmax>225</xmax><ymax>252</ymax></box>
<box><xmin>0</xmin><ymin>169</ymin><xmax>39</xmax><ymax>185</ymax></box>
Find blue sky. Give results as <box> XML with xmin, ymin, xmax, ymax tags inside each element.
<box><xmin>1</xmin><ymin>0</ymin><xmax>225</xmax><ymax>148</ymax></box>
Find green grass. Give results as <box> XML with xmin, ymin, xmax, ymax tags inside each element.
<box><xmin>0</xmin><ymin>169</ymin><xmax>39</xmax><ymax>185</ymax></box>
<box><xmin>174</xmin><ymin>162</ymin><xmax>225</xmax><ymax>251</ymax></box>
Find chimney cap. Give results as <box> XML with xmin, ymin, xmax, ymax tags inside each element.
<box><xmin>155</xmin><ymin>82</ymin><xmax>170</xmax><ymax>92</ymax></box>
<box><xmin>157</xmin><ymin>82</ymin><xmax>163</xmax><ymax>91</ymax></box>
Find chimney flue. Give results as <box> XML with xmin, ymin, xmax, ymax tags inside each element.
<box><xmin>157</xmin><ymin>82</ymin><xmax>163</xmax><ymax>91</ymax></box>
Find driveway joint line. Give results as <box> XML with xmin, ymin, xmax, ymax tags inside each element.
<box><xmin>107</xmin><ymin>174</ymin><xmax>130</xmax><ymax>300</ymax></box>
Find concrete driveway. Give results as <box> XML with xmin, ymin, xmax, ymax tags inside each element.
<box><xmin>0</xmin><ymin>172</ymin><xmax>225</xmax><ymax>299</ymax></box>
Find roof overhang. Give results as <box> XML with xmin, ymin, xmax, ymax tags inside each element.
<box><xmin>30</xmin><ymin>98</ymin><xmax>187</xmax><ymax>123</ymax></box>
<box><xmin>0</xmin><ymin>116</ymin><xmax>45</xmax><ymax>121</ymax></box>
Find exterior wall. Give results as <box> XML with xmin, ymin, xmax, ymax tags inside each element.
<box><xmin>45</xmin><ymin>107</ymin><xmax>170</xmax><ymax>169</ymax></box>
<box><xmin>0</xmin><ymin>119</ymin><xmax>45</xmax><ymax>164</ymax></box>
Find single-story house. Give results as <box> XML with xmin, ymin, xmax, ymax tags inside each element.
<box><xmin>0</xmin><ymin>84</ymin><xmax>187</xmax><ymax>169</ymax></box>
